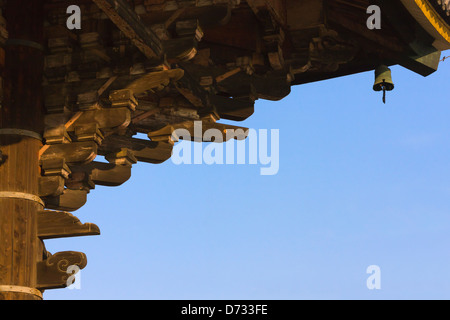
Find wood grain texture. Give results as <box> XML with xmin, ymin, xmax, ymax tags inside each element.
<box><xmin>37</xmin><ymin>210</ymin><xmax>100</xmax><ymax>240</ymax></box>
<box><xmin>0</xmin><ymin>0</ymin><xmax>45</xmax><ymax>300</ymax></box>
<box><xmin>0</xmin><ymin>137</ymin><xmax>42</xmax><ymax>300</ymax></box>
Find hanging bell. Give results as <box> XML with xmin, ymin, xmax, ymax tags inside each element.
<box><xmin>373</xmin><ymin>65</ymin><xmax>394</xmax><ymax>103</ymax></box>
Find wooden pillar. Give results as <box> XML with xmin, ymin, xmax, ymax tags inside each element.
<box><xmin>0</xmin><ymin>0</ymin><xmax>45</xmax><ymax>300</ymax></box>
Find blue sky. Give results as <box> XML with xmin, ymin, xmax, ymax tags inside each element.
<box><xmin>44</xmin><ymin>52</ymin><xmax>450</xmax><ymax>300</ymax></box>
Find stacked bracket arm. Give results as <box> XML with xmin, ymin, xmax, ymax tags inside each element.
<box><xmin>33</xmin><ymin>0</ymin><xmax>256</xmax><ymax>297</ymax></box>
<box><xmin>40</xmin><ymin>0</ymin><xmax>257</xmax><ymax>215</ymax></box>
<box><xmin>36</xmin><ymin>211</ymin><xmax>98</xmax><ymax>291</ymax></box>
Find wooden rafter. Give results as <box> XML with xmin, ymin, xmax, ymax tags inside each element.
<box><xmin>91</xmin><ymin>0</ymin><xmax>163</xmax><ymax>60</ymax></box>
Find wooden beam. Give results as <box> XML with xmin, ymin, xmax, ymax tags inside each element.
<box><xmin>99</xmin><ymin>135</ymin><xmax>174</xmax><ymax>164</ymax></box>
<box><xmin>91</xmin><ymin>162</ymin><xmax>132</xmax><ymax>187</ymax></box>
<box><xmin>66</xmin><ymin>107</ymin><xmax>131</xmax><ymax>132</ymax></box>
<box><xmin>44</xmin><ymin>189</ymin><xmax>88</xmax><ymax>212</ymax></box>
<box><xmin>132</xmin><ymin>108</ymin><xmax>159</xmax><ymax>124</ymax></box>
<box><xmin>247</xmin><ymin>0</ymin><xmax>287</xmax><ymax>26</ymax></box>
<box><xmin>36</xmin><ymin>251</ymin><xmax>87</xmax><ymax>290</ymax></box>
<box><xmin>164</xmin><ymin>8</ymin><xmax>187</xmax><ymax>29</ymax></box>
<box><xmin>70</xmin><ymin>161</ymin><xmax>132</xmax><ymax>187</ymax></box>
<box><xmin>40</xmin><ymin>141</ymin><xmax>98</xmax><ymax>166</ymax></box>
<box><xmin>125</xmin><ymin>69</ymin><xmax>184</xmax><ymax>94</ymax></box>
<box><xmin>92</xmin><ymin>0</ymin><xmax>163</xmax><ymax>59</ymax></box>
<box><xmin>209</xmin><ymin>95</ymin><xmax>255</xmax><ymax>121</ymax></box>
<box><xmin>147</xmin><ymin>117</ymin><xmax>249</xmax><ymax>143</ymax></box>
<box><xmin>38</xmin><ymin>176</ymin><xmax>65</xmax><ymax>198</ymax></box>
<box><xmin>215</xmin><ymin>67</ymin><xmax>242</xmax><ymax>83</ymax></box>
<box><xmin>37</xmin><ymin>210</ymin><xmax>100</xmax><ymax>240</ymax></box>
<box><xmin>105</xmin><ymin>148</ymin><xmax>137</xmax><ymax>166</ymax></box>
<box><xmin>163</xmin><ymin>37</ymin><xmax>199</xmax><ymax>62</ymax></box>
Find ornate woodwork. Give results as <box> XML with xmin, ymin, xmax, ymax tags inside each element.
<box><xmin>0</xmin><ymin>0</ymin><xmax>449</xmax><ymax>298</ymax></box>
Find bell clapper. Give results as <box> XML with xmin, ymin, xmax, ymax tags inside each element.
<box><xmin>373</xmin><ymin>65</ymin><xmax>394</xmax><ymax>104</ymax></box>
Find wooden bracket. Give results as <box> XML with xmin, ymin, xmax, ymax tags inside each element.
<box><xmin>69</xmin><ymin>161</ymin><xmax>132</xmax><ymax>187</ymax></box>
<box><xmin>66</xmin><ymin>108</ymin><xmax>131</xmax><ymax>133</ymax></box>
<box><xmin>209</xmin><ymin>94</ymin><xmax>255</xmax><ymax>121</ymax></box>
<box><xmin>37</xmin><ymin>251</ymin><xmax>87</xmax><ymax>290</ymax></box>
<box><xmin>147</xmin><ymin>116</ymin><xmax>249</xmax><ymax>143</ymax></box>
<box><xmin>99</xmin><ymin>135</ymin><xmax>174</xmax><ymax>164</ymax></box>
<box><xmin>40</xmin><ymin>157</ymin><xmax>71</xmax><ymax>179</ymax></box>
<box><xmin>65</xmin><ymin>171</ymin><xmax>96</xmax><ymax>192</ymax></box>
<box><xmin>44</xmin><ymin>189</ymin><xmax>88</xmax><ymax>212</ymax></box>
<box><xmin>37</xmin><ymin>210</ymin><xmax>100</xmax><ymax>240</ymax></box>
<box><xmin>38</xmin><ymin>176</ymin><xmax>65</xmax><ymax>198</ymax></box>
<box><xmin>77</xmin><ymin>90</ymin><xmax>101</xmax><ymax>111</ymax></box>
<box><xmin>40</xmin><ymin>141</ymin><xmax>98</xmax><ymax>166</ymax></box>
<box><xmin>74</xmin><ymin>123</ymin><xmax>104</xmax><ymax>145</ymax></box>
<box><xmin>125</xmin><ymin>69</ymin><xmax>184</xmax><ymax>95</ymax></box>
<box><xmin>109</xmin><ymin>89</ymin><xmax>138</xmax><ymax>111</ymax></box>
<box><xmin>43</xmin><ymin>125</ymin><xmax>72</xmax><ymax>145</ymax></box>
<box><xmin>92</xmin><ymin>0</ymin><xmax>163</xmax><ymax>60</ymax></box>
<box><xmin>163</xmin><ymin>36</ymin><xmax>199</xmax><ymax>63</ymax></box>
<box><xmin>105</xmin><ymin>148</ymin><xmax>137</xmax><ymax>166</ymax></box>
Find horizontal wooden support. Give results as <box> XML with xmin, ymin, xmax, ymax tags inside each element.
<box><xmin>40</xmin><ymin>157</ymin><xmax>71</xmax><ymax>179</ymax></box>
<box><xmin>125</xmin><ymin>69</ymin><xmax>184</xmax><ymax>95</ymax></box>
<box><xmin>147</xmin><ymin>117</ymin><xmax>249</xmax><ymax>143</ymax></box>
<box><xmin>74</xmin><ymin>123</ymin><xmax>104</xmax><ymax>145</ymax></box>
<box><xmin>44</xmin><ymin>189</ymin><xmax>88</xmax><ymax>212</ymax></box>
<box><xmin>140</xmin><ymin>4</ymin><xmax>231</xmax><ymax>29</ymax></box>
<box><xmin>43</xmin><ymin>125</ymin><xmax>72</xmax><ymax>145</ymax></box>
<box><xmin>209</xmin><ymin>95</ymin><xmax>255</xmax><ymax>121</ymax></box>
<box><xmin>38</xmin><ymin>175</ymin><xmax>65</xmax><ymax>198</ymax></box>
<box><xmin>66</xmin><ymin>107</ymin><xmax>131</xmax><ymax>132</ymax></box>
<box><xmin>92</xmin><ymin>0</ymin><xmax>163</xmax><ymax>59</ymax></box>
<box><xmin>163</xmin><ymin>36</ymin><xmax>199</xmax><ymax>63</ymax></box>
<box><xmin>37</xmin><ymin>251</ymin><xmax>87</xmax><ymax>290</ymax></box>
<box><xmin>37</xmin><ymin>210</ymin><xmax>100</xmax><ymax>240</ymax></box>
<box><xmin>40</xmin><ymin>141</ymin><xmax>98</xmax><ymax>166</ymax></box>
<box><xmin>174</xmin><ymin>70</ymin><xmax>209</xmax><ymax>108</ymax></box>
<box><xmin>65</xmin><ymin>171</ymin><xmax>95</xmax><ymax>192</ymax></box>
<box><xmin>109</xmin><ymin>89</ymin><xmax>138</xmax><ymax>110</ymax></box>
<box><xmin>133</xmin><ymin>141</ymin><xmax>173</xmax><ymax>164</ymax></box>
<box><xmin>99</xmin><ymin>135</ymin><xmax>173</xmax><ymax>164</ymax></box>
<box><xmin>105</xmin><ymin>148</ymin><xmax>137</xmax><ymax>166</ymax></box>
<box><xmin>91</xmin><ymin>162</ymin><xmax>132</xmax><ymax>186</ymax></box>
<box><xmin>247</xmin><ymin>0</ymin><xmax>287</xmax><ymax>26</ymax></box>
<box><xmin>70</xmin><ymin>161</ymin><xmax>132</xmax><ymax>187</ymax></box>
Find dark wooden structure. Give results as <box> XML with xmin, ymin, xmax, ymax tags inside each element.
<box><xmin>0</xmin><ymin>0</ymin><xmax>449</xmax><ymax>299</ymax></box>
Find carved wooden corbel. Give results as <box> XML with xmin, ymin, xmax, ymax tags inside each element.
<box><xmin>105</xmin><ymin>148</ymin><xmax>137</xmax><ymax>166</ymax></box>
<box><xmin>73</xmin><ymin>122</ymin><xmax>104</xmax><ymax>145</ymax></box>
<box><xmin>69</xmin><ymin>161</ymin><xmax>132</xmax><ymax>187</ymax></box>
<box><xmin>38</xmin><ymin>175</ymin><xmax>65</xmax><ymax>198</ymax></box>
<box><xmin>65</xmin><ymin>171</ymin><xmax>96</xmax><ymax>192</ymax></box>
<box><xmin>37</xmin><ymin>210</ymin><xmax>100</xmax><ymax>240</ymax></box>
<box><xmin>147</xmin><ymin>115</ymin><xmax>249</xmax><ymax>143</ymax></box>
<box><xmin>99</xmin><ymin>135</ymin><xmax>174</xmax><ymax>164</ymax></box>
<box><xmin>109</xmin><ymin>89</ymin><xmax>138</xmax><ymax>111</ymax></box>
<box><xmin>43</xmin><ymin>125</ymin><xmax>72</xmax><ymax>145</ymax></box>
<box><xmin>67</xmin><ymin>107</ymin><xmax>131</xmax><ymax>133</ymax></box>
<box><xmin>40</xmin><ymin>141</ymin><xmax>98</xmax><ymax>166</ymax></box>
<box><xmin>37</xmin><ymin>251</ymin><xmax>88</xmax><ymax>290</ymax></box>
<box><xmin>40</xmin><ymin>157</ymin><xmax>71</xmax><ymax>179</ymax></box>
<box><xmin>125</xmin><ymin>69</ymin><xmax>184</xmax><ymax>94</ymax></box>
<box><xmin>44</xmin><ymin>189</ymin><xmax>88</xmax><ymax>212</ymax></box>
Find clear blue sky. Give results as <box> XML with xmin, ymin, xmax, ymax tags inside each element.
<box><xmin>44</xmin><ymin>51</ymin><xmax>450</xmax><ymax>300</ymax></box>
